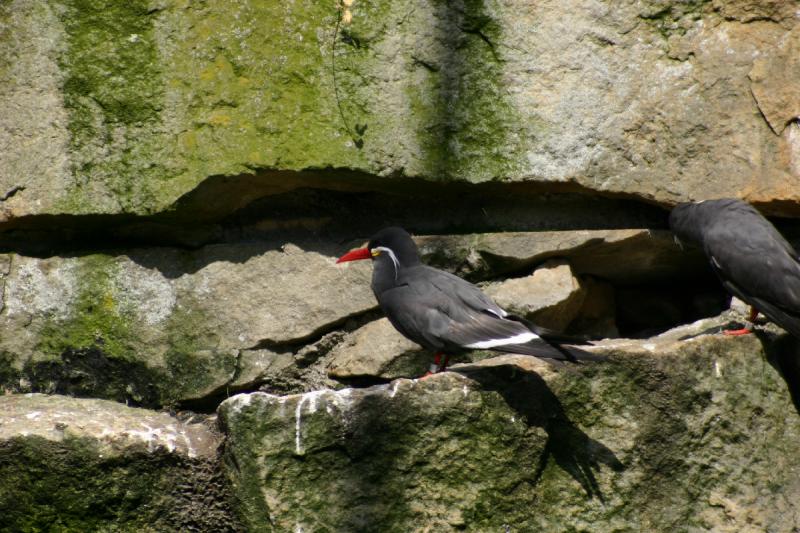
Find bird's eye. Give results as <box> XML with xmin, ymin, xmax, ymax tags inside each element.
<box><xmin>371</xmin><ymin>249</ymin><xmax>380</xmax><ymax>257</ymax></box>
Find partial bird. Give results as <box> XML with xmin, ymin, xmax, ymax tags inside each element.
<box><xmin>670</xmin><ymin>198</ymin><xmax>800</xmax><ymax>337</ymax></box>
<box><xmin>337</xmin><ymin>227</ymin><xmax>602</xmax><ymax>374</ymax></box>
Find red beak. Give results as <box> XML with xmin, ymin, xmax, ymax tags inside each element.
<box><xmin>336</xmin><ymin>247</ymin><xmax>371</xmax><ymax>263</ymax></box>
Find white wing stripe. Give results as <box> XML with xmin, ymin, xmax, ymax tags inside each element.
<box><xmin>484</xmin><ymin>308</ymin><xmax>507</xmax><ymax>318</ymax></box>
<box><xmin>464</xmin><ymin>331</ymin><xmax>538</xmax><ymax>349</ymax></box>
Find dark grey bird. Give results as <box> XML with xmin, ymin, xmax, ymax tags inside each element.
<box><xmin>337</xmin><ymin>227</ymin><xmax>602</xmax><ymax>374</ymax></box>
<box><xmin>670</xmin><ymin>198</ymin><xmax>800</xmax><ymax>338</ymax></box>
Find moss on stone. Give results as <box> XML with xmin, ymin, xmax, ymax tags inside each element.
<box><xmin>27</xmin><ymin>255</ymin><xmax>164</xmax><ymax>405</ymax></box>
<box><xmin>221</xmin><ymin>329</ymin><xmax>800</xmax><ymax>531</ymax></box>
<box><xmin>36</xmin><ymin>256</ymin><xmax>136</xmax><ymax>359</ymax></box>
<box><xmin>638</xmin><ymin>0</ymin><xmax>712</xmax><ymax>39</ymax></box>
<box><xmin>158</xmin><ymin>1</ymin><xmax>365</xmax><ymax>193</ymax></box>
<box><xmin>0</xmin><ymin>434</ymin><xmax>238</xmax><ymax>532</ymax></box>
<box><xmin>56</xmin><ymin>0</ymin><xmax>167</xmax><ymax>214</ymax></box>
<box><xmin>405</xmin><ymin>0</ymin><xmax>525</xmax><ymax>182</ymax></box>
<box><xmin>23</xmin><ymin>255</ymin><xmax>227</xmax><ymax>407</ymax></box>
<box><xmin>222</xmin><ymin>384</ymin><xmax>548</xmax><ymax>531</ymax></box>
<box><xmin>41</xmin><ymin>0</ymin><xmax>536</xmax><ymax>217</ymax></box>
<box><xmin>161</xmin><ymin>302</ymin><xmax>236</xmax><ymax>405</ymax></box>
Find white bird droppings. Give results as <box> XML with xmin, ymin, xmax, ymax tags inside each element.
<box><xmin>294</xmin><ymin>390</ymin><xmax>334</xmax><ymax>455</ymax></box>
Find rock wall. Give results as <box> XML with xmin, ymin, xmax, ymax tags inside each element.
<box><xmin>1</xmin><ymin>0</ymin><xmax>799</xmax><ymax>220</ymax></box>
<box><xmin>220</xmin><ymin>319</ymin><xmax>800</xmax><ymax>532</ymax></box>
<box><xmin>1</xmin><ymin>0</ymin><xmax>799</xmax><ymax>531</ymax></box>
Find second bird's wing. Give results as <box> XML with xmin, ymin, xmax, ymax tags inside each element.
<box><xmin>705</xmin><ymin>209</ymin><xmax>800</xmax><ymax>337</ymax></box>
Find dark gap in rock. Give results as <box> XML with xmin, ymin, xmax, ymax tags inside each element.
<box><xmin>249</xmin><ymin>309</ymin><xmax>383</xmax><ymax>357</ymax></box>
<box><xmin>20</xmin><ymin>347</ymin><xmax>164</xmax><ymax>409</ymax></box>
<box><xmin>178</xmin><ymin>388</ymin><xmax>241</xmax><ymax>414</ymax></box>
<box><xmin>613</xmin><ymin>274</ymin><xmax>730</xmax><ymax>338</ymax></box>
<box><xmin>0</xmin><ymin>169</ymin><xmax>671</xmax><ymax>256</ymax></box>
<box><xmin>334</xmin><ymin>375</ymin><xmax>394</xmax><ymax>388</ymax></box>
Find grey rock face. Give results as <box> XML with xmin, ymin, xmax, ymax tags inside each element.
<box><xmin>0</xmin><ymin>393</ymin><xmax>218</xmax><ymax>458</ymax></box>
<box><xmin>417</xmin><ymin>229</ymin><xmax>702</xmax><ymax>283</ymax></box>
<box><xmin>220</xmin><ymin>316</ymin><xmax>800</xmax><ymax>532</ymax></box>
<box><xmin>1</xmin><ymin>2</ymin><xmax>798</xmax><ymax>530</ymax></box>
<box><xmin>749</xmin><ymin>26</ymin><xmax>800</xmax><ymax>135</ymax></box>
<box><xmin>326</xmin><ymin>318</ymin><xmax>430</xmax><ymax>380</ymax></box>
<box><xmin>484</xmin><ymin>259</ymin><xmax>587</xmax><ymax>332</ymax></box>
<box><xmin>0</xmin><ymin>243</ymin><xmax>374</xmax><ymax>406</ymax></box>
<box><xmin>0</xmin><ymin>229</ymin><xmax>690</xmax><ymax>405</ymax></box>
<box><xmin>0</xmin><ymin>1</ymin><xmax>798</xmax><ymax>218</ymax></box>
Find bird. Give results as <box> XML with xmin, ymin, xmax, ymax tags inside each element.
<box><xmin>669</xmin><ymin>198</ymin><xmax>800</xmax><ymax>338</ymax></box>
<box><xmin>336</xmin><ymin>226</ymin><xmax>603</xmax><ymax>374</ymax></box>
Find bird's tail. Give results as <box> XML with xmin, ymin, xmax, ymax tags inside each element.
<box><xmin>546</xmin><ymin>343</ymin><xmax>608</xmax><ymax>363</ymax></box>
<box><xmin>495</xmin><ymin>338</ymin><xmax>607</xmax><ymax>363</ymax></box>
<box><xmin>505</xmin><ymin>313</ymin><xmax>594</xmax><ymax>343</ymax></box>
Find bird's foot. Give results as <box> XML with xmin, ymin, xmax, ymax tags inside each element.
<box><xmin>420</xmin><ymin>369</ymin><xmax>436</xmax><ymax>379</ymax></box>
<box><xmin>420</xmin><ymin>353</ymin><xmax>450</xmax><ymax>378</ymax></box>
<box><xmin>424</xmin><ymin>352</ymin><xmax>444</xmax><ymax>376</ymax></box>
<box><xmin>723</xmin><ymin>327</ymin><xmax>753</xmax><ymax>336</ymax></box>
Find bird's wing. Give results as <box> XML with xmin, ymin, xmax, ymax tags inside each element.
<box><xmin>376</xmin><ymin>284</ymin><xmax>449</xmax><ymax>351</ymax></box>
<box><xmin>441</xmin><ymin>309</ymin><xmax>537</xmax><ymax>347</ymax></box>
<box><xmin>390</xmin><ymin>267</ymin><xmax>578</xmax><ymax>358</ymax></box>
<box><xmin>411</xmin><ymin>266</ymin><xmax>508</xmax><ymax>317</ymax></box>
<box><xmin>379</xmin><ymin>270</ymin><xmax>531</xmax><ymax>346</ymax></box>
<box><xmin>380</xmin><ymin>272</ymin><xmax>596</xmax><ymax>361</ymax></box>
<box><xmin>705</xmin><ymin>210</ymin><xmax>800</xmax><ymax>316</ymax></box>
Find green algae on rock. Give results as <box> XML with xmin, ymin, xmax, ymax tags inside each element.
<box><xmin>2</xmin><ymin>0</ymin><xmax>799</xmax><ymax>218</ymax></box>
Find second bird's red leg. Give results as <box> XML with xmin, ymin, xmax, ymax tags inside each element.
<box><xmin>724</xmin><ymin>306</ymin><xmax>758</xmax><ymax>336</ymax></box>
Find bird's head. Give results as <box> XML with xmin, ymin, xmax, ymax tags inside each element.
<box><xmin>336</xmin><ymin>226</ymin><xmax>421</xmax><ymax>267</ymax></box>
<box><xmin>669</xmin><ymin>200</ymin><xmax>709</xmax><ymax>247</ymax></box>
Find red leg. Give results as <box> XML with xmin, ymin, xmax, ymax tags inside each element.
<box><xmin>723</xmin><ymin>306</ymin><xmax>758</xmax><ymax>336</ymax></box>
<box><xmin>723</xmin><ymin>327</ymin><xmax>752</xmax><ymax>336</ymax></box>
<box><xmin>438</xmin><ymin>354</ymin><xmax>450</xmax><ymax>373</ymax></box>
<box><xmin>421</xmin><ymin>352</ymin><xmax>443</xmax><ymax>378</ymax></box>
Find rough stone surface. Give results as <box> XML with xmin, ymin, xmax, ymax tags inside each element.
<box><xmin>0</xmin><ymin>393</ymin><xmax>218</xmax><ymax>458</ymax></box>
<box><xmin>0</xmin><ymin>394</ymin><xmax>238</xmax><ymax>532</ymax></box>
<box><xmin>0</xmin><ymin>242</ymin><xmax>374</xmax><ymax>406</ymax></box>
<box><xmin>484</xmin><ymin>259</ymin><xmax>587</xmax><ymax>331</ymax></box>
<box><xmin>749</xmin><ymin>26</ymin><xmax>800</xmax><ymax>135</ymax></box>
<box><xmin>2</xmin><ymin>1</ymin><xmax>799</xmax><ymax>530</ymax></box>
<box><xmin>326</xmin><ymin>318</ymin><xmax>430</xmax><ymax>380</ymax></box>
<box><xmin>418</xmin><ymin>228</ymin><xmax>703</xmax><ymax>283</ymax></box>
<box><xmin>1</xmin><ymin>1</ymin><xmax>799</xmax><ymax>219</ymax></box>
<box><xmin>220</xmin><ymin>315</ymin><xmax>800</xmax><ymax>532</ymax></box>
<box><xmin>0</xmin><ymin>229</ymin><xmax>698</xmax><ymax>405</ymax></box>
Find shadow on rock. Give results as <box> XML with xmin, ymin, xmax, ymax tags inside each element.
<box><xmin>453</xmin><ymin>363</ymin><xmax>624</xmax><ymax>500</ymax></box>
<box><xmin>755</xmin><ymin>330</ymin><xmax>800</xmax><ymax>415</ymax></box>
